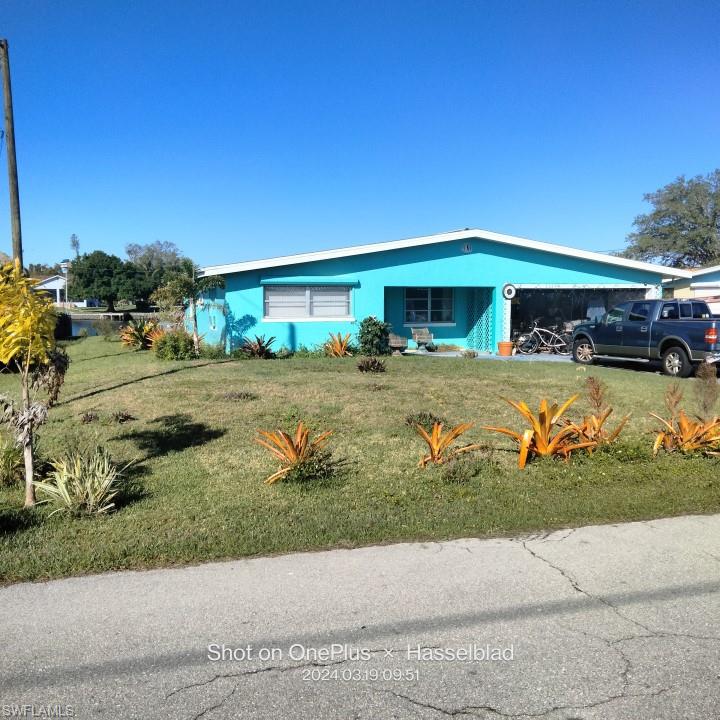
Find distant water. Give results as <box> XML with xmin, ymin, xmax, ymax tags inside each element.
<box><xmin>71</xmin><ymin>318</ymin><xmax>122</xmax><ymax>337</ymax></box>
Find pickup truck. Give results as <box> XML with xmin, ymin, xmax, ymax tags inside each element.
<box><xmin>571</xmin><ymin>299</ymin><xmax>720</xmax><ymax>377</ymax></box>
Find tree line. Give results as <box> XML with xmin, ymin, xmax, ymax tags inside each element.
<box><xmin>68</xmin><ymin>240</ymin><xmax>188</xmax><ymax>311</ymax></box>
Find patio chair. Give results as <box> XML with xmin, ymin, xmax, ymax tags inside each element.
<box><xmin>388</xmin><ymin>332</ymin><xmax>408</xmax><ymax>355</ymax></box>
<box><xmin>411</xmin><ymin>327</ymin><xmax>433</xmax><ymax>349</ymax></box>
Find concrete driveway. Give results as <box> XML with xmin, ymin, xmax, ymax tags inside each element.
<box><xmin>1</xmin><ymin>514</ymin><xmax>719</xmax><ymax>719</ymax></box>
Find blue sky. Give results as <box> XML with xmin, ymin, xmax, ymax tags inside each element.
<box><xmin>1</xmin><ymin>0</ymin><xmax>719</xmax><ymax>266</ymax></box>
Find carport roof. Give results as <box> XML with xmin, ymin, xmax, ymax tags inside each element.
<box><xmin>200</xmin><ymin>228</ymin><xmax>694</xmax><ymax>279</ymax></box>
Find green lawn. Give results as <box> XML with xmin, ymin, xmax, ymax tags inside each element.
<box><xmin>1</xmin><ymin>337</ymin><xmax>719</xmax><ymax>584</ymax></box>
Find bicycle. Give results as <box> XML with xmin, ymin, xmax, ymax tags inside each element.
<box><xmin>514</xmin><ymin>321</ymin><xmax>572</xmax><ymax>355</ymax></box>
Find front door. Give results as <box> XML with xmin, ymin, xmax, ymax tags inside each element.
<box><xmin>592</xmin><ymin>304</ymin><xmax>627</xmax><ymax>354</ymax></box>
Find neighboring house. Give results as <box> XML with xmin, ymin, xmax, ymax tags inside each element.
<box><xmin>34</xmin><ymin>274</ymin><xmax>67</xmax><ymax>304</ymax></box>
<box><xmin>669</xmin><ymin>265</ymin><xmax>720</xmax><ymax>314</ymax></box>
<box><xmin>193</xmin><ymin>228</ymin><xmax>692</xmax><ymax>353</ymax></box>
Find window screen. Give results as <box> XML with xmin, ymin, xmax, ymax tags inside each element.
<box><xmin>263</xmin><ymin>286</ymin><xmax>351</xmax><ymax>319</ymax></box>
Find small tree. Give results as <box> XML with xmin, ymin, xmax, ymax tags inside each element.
<box><xmin>358</xmin><ymin>316</ymin><xmax>391</xmax><ymax>356</ymax></box>
<box><xmin>151</xmin><ymin>258</ymin><xmax>224</xmax><ymax>354</ymax></box>
<box><xmin>0</xmin><ymin>261</ymin><xmax>67</xmax><ymax>506</ymax></box>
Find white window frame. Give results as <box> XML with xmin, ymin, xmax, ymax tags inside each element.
<box><xmin>263</xmin><ymin>285</ymin><xmax>353</xmax><ymax>322</ymax></box>
<box><xmin>403</xmin><ymin>287</ymin><xmax>455</xmax><ymax>326</ymax></box>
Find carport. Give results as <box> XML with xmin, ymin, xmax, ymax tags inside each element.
<box><xmin>509</xmin><ymin>284</ymin><xmax>650</xmax><ymax>338</ymax></box>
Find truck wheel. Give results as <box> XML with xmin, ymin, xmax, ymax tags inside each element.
<box><xmin>572</xmin><ymin>338</ymin><xmax>595</xmax><ymax>365</ymax></box>
<box><xmin>661</xmin><ymin>346</ymin><xmax>692</xmax><ymax>378</ymax></box>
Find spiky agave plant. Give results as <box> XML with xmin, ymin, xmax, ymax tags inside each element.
<box><xmin>325</xmin><ymin>332</ymin><xmax>353</xmax><ymax>358</ymax></box>
<box><xmin>255</xmin><ymin>421</ymin><xmax>334</xmax><ymax>484</ymax></box>
<box><xmin>415</xmin><ymin>421</ymin><xmax>481</xmax><ymax>467</ymax></box>
<box><xmin>650</xmin><ymin>410</ymin><xmax>720</xmax><ymax>456</ymax></box>
<box><xmin>483</xmin><ymin>396</ymin><xmax>596</xmax><ymax>468</ymax></box>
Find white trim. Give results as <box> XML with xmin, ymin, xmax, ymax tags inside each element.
<box><xmin>690</xmin><ymin>281</ymin><xmax>720</xmax><ymax>288</ymax></box>
<box><xmin>689</xmin><ymin>264</ymin><xmax>720</xmax><ymax>278</ymax></box>
<box><xmin>200</xmin><ymin>228</ymin><xmax>694</xmax><ymax>279</ymax></box>
<box><xmin>512</xmin><ymin>283</ymin><xmax>652</xmax><ymax>289</ymax></box>
<box><xmin>403</xmin><ymin>322</ymin><xmax>456</xmax><ymax>328</ymax></box>
<box><xmin>262</xmin><ymin>316</ymin><xmax>355</xmax><ymax>323</ymax></box>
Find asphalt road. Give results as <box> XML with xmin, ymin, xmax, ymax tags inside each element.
<box><xmin>1</xmin><ymin>514</ymin><xmax>719</xmax><ymax>719</ymax></box>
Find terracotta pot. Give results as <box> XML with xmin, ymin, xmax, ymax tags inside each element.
<box><xmin>497</xmin><ymin>341</ymin><xmax>514</xmax><ymax>357</ymax></box>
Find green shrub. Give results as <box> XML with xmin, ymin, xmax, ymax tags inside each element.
<box><xmin>293</xmin><ymin>344</ymin><xmax>325</xmax><ymax>358</ymax></box>
<box><xmin>276</xmin><ymin>345</ymin><xmax>293</xmax><ymax>359</ymax></box>
<box><xmin>80</xmin><ymin>411</ymin><xmax>99</xmax><ymax>424</ymax></box>
<box><xmin>153</xmin><ymin>330</ymin><xmax>195</xmax><ymax>360</ymax></box>
<box><xmin>34</xmin><ymin>447</ymin><xmax>128</xmax><ymax>516</ymax></box>
<box><xmin>358</xmin><ymin>316</ymin><xmax>391</xmax><ymax>356</ymax></box>
<box><xmin>92</xmin><ymin>318</ymin><xmax>119</xmax><ymax>341</ymax></box>
<box><xmin>0</xmin><ymin>439</ymin><xmax>23</xmax><ymax>486</ymax></box>
<box><xmin>198</xmin><ymin>343</ymin><xmax>227</xmax><ymax>360</ymax></box>
<box><xmin>405</xmin><ymin>411</ymin><xmax>447</xmax><ymax>433</ymax></box>
<box><xmin>77</xmin><ymin>328</ymin><xmax>89</xmax><ymax>339</ymax></box>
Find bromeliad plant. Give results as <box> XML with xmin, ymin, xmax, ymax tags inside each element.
<box><xmin>325</xmin><ymin>332</ymin><xmax>353</xmax><ymax>358</ymax></box>
<box><xmin>572</xmin><ymin>376</ymin><xmax>630</xmax><ymax>448</ymax></box>
<box><xmin>415</xmin><ymin>421</ymin><xmax>481</xmax><ymax>467</ymax></box>
<box><xmin>146</xmin><ymin>325</ymin><xmax>166</xmax><ymax>348</ymax></box>
<box><xmin>242</xmin><ymin>335</ymin><xmax>276</xmax><ymax>359</ymax></box>
<box><xmin>650</xmin><ymin>411</ymin><xmax>720</xmax><ymax>456</ymax></box>
<box><xmin>483</xmin><ymin>396</ymin><xmax>596</xmax><ymax>469</ymax></box>
<box><xmin>649</xmin><ymin>381</ymin><xmax>720</xmax><ymax>455</ymax></box>
<box><xmin>256</xmin><ymin>421</ymin><xmax>334</xmax><ymax>484</ymax></box>
<box><xmin>119</xmin><ymin>319</ymin><xmax>160</xmax><ymax>350</ymax></box>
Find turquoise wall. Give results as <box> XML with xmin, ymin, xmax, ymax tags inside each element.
<box><xmin>192</xmin><ymin>238</ymin><xmax>666</xmax><ymax>352</ymax></box>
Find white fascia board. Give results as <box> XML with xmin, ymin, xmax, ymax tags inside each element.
<box><xmin>691</xmin><ymin>281</ymin><xmax>720</xmax><ymax>288</ymax></box>
<box><xmin>200</xmin><ymin>228</ymin><xmax>694</xmax><ymax>279</ymax></box>
<box><xmin>689</xmin><ymin>264</ymin><xmax>720</xmax><ymax>278</ymax></box>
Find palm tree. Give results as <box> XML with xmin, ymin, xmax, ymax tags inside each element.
<box><xmin>152</xmin><ymin>258</ymin><xmax>224</xmax><ymax>354</ymax></box>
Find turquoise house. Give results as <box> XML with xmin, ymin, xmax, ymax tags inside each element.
<box><xmin>193</xmin><ymin>229</ymin><xmax>691</xmax><ymax>353</ymax></box>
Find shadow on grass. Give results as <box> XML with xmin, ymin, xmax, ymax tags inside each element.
<box><xmin>60</xmin><ymin>360</ymin><xmax>236</xmax><ymax>405</ymax></box>
<box><xmin>113</xmin><ymin>462</ymin><xmax>152</xmax><ymax>510</ymax></box>
<box><xmin>0</xmin><ymin>505</ymin><xmax>42</xmax><ymax>535</ymax></box>
<box><xmin>119</xmin><ymin>414</ymin><xmax>227</xmax><ymax>460</ymax></box>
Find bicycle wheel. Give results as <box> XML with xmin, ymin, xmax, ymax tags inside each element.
<box><xmin>515</xmin><ymin>334</ymin><xmax>540</xmax><ymax>354</ymax></box>
<box><xmin>554</xmin><ymin>333</ymin><xmax>572</xmax><ymax>355</ymax></box>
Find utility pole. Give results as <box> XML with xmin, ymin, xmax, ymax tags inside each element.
<box><xmin>0</xmin><ymin>39</ymin><xmax>23</xmax><ymax>268</ymax></box>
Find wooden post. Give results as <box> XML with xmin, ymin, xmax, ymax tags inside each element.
<box><xmin>0</xmin><ymin>39</ymin><xmax>23</xmax><ymax>268</ymax></box>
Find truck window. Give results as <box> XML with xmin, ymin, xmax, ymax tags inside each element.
<box><xmin>679</xmin><ymin>303</ymin><xmax>692</xmax><ymax>318</ymax></box>
<box><xmin>628</xmin><ymin>302</ymin><xmax>651</xmax><ymax>321</ymax></box>
<box><xmin>605</xmin><ymin>306</ymin><xmax>625</xmax><ymax>324</ymax></box>
<box><xmin>692</xmin><ymin>302</ymin><xmax>711</xmax><ymax>319</ymax></box>
<box><xmin>660</xmin><ymin>302</ymin><xmax>679</xmax><ymax>320</ymax></box>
